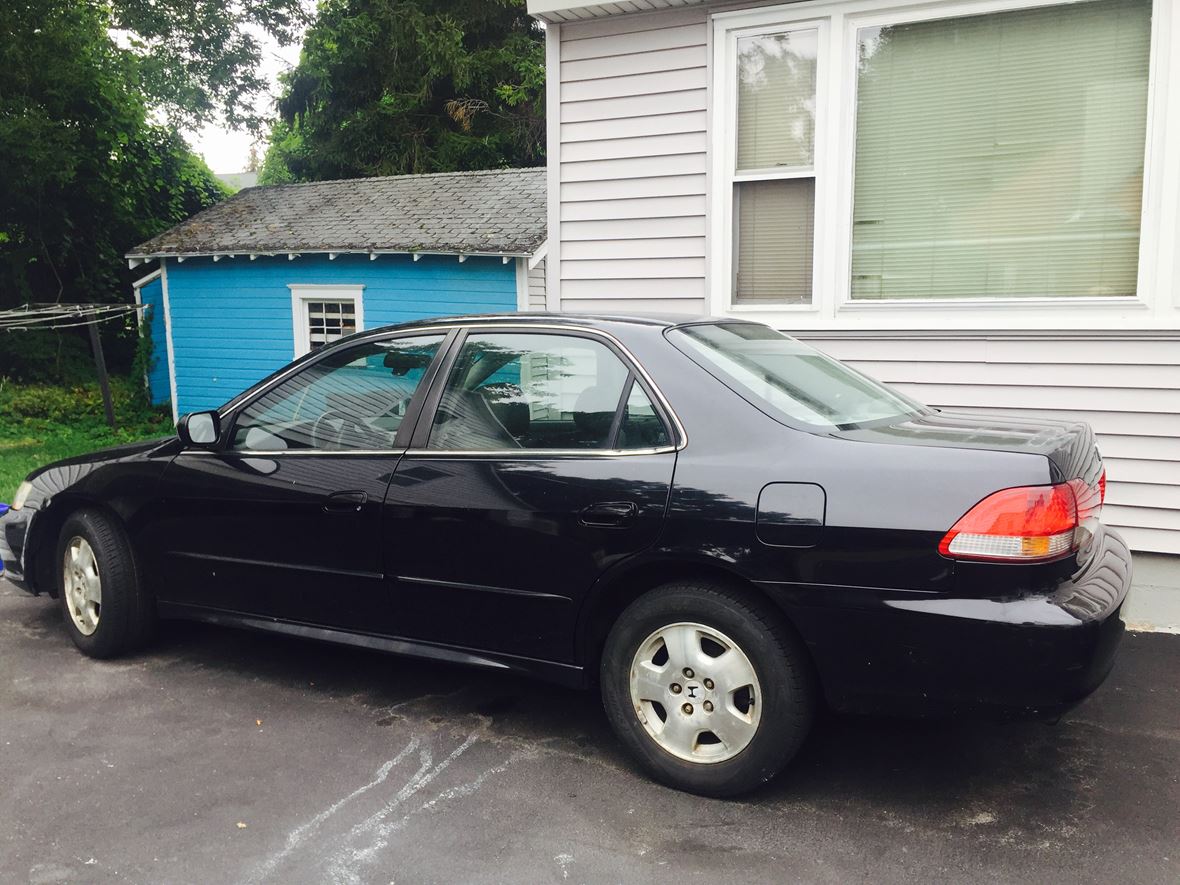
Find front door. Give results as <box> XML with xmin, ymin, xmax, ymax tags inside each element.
<box><xmin>383</xmin><ymin>329</ymin><xmax>678</xmax><ymax>663</ymax></box>
<box><xmin>150</xmin><ymin>333</ymin><xmax>447</xmax><ymax>631</ymax></box>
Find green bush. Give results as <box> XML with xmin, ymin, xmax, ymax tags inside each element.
<box><xmin>0</xmin><ymin>377</ymin><xmax>159</xmax><ymax>423</ymax></box>
<box><xmin>0</xmin><ymin>377</ymin><xmax>173</xmax><ymax>500</ymax></box>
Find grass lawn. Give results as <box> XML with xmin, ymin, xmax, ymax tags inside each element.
<box><xmin>0</xmin><ymin>379</ymin><xmax>172</xmax><ymax>502</ymax></box>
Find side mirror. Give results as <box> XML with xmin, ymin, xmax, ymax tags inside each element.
<box><xmin>177</xmin><ymin>411</ymin><xmax>221</xmax><ymax>448</ymax></box>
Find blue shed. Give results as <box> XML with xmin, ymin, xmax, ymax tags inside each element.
<box><xmin>127</xmin><ymin>168</ymin><xmax>548</xmax><ymax>419</ymax></box>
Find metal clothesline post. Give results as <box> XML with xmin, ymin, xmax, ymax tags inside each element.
<box><xmin>87</xmin><ymin>320</ymin><xmax>116</xmax><ymax>430</ymax></box>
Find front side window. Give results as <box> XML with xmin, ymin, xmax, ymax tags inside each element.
<box><xmin>231</xmin><ymin>335</ymin><xmax>444</xmax><ymax>452</ymax></box>
<box><xmin>427</xmin><ymin>332</ymin><xmax>668</xmax><ymax>451</ymax></box>
<box><xmin>733</xmin><ymin>27</ymin><xmax>819</xmax><ymax>305</ymax></box>
<box><xmin>669</xmin><ymin>323</ymin><xmax>923</xmax><ymax>430</ymax></box>
<box><xmin>851</xmin><ymin>0</ymin><xmax>1151</xmax><ymax>300</ymax></box>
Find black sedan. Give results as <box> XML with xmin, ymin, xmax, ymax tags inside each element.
<box><xmin>0</xmin><ymin>314</ymin><xmax>1131</xmax><ymax>796</ymax></box>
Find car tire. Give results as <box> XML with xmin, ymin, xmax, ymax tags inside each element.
<box><xmin>56</xmin><ymin>509</ymin><xmax>155</xmax><ymax>658</ymax></box>
<box><xmin>601</xmin><ymin>580</ymin><xmax>815</xmax><ymax>797</ymax></box>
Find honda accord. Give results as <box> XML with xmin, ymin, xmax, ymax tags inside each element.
<box><xmin>0</xmin><ymin>314</ymin><xmax>1131</xmax><ymax>796</ymax></box>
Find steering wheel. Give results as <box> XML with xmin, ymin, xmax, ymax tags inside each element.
<box><xmin>311</xmin><ymin>410</ymin><xmax>368</xmax><ymax>450</ymax></box>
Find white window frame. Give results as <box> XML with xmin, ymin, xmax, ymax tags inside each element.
<box><xmin>709</xmin><ymin>0</ymin><xmax>1176</xmax><ymax>331</ymax></box>
<box><xmin>288</xmin><ymin>284</ymin><xmax>365</xmax><ymax>357</ymax></box>
<box><xmin>724</xmin><ymin>18</ymin><xmax>830</xmax><ymax>311</ymax></box>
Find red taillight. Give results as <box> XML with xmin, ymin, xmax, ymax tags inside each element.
<box><xmin>939</xmin><ymin>484</ymin><xmax>1079</xmax><ymax>562</ymax></box>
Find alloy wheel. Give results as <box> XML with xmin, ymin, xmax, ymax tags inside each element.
<box><xmin>629</xmin><ymin>621</ymin><xmax>762</xmax><ymax>763</ymax></box>
<box><xmin>63</xmin><ymin>536</ymin><xmax>101</xmax><ymax>636</ymax></box>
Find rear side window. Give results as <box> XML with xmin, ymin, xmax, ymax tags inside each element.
<box><xmin>668</xmin><ymin>323</ymin><xmax>923</xmax><ymax>430</ymax></box>
<box><xmin>427</xmin><ymin>332</ymin><xmax>668</xmax><ymax>451</ymax></box>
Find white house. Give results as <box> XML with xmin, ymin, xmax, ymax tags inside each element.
<box><xmin>528</xmin><ymin>0</ymin><xmax>1180</xmax><ymax>560</ymax></box>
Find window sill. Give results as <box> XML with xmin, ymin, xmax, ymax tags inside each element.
<box><xmin>728</xmin><ymin>302</ymin><xmax>820</xmax><ymax>313</ymax></box>
<box><xmin>835</xmin><ymin>296</ymin><xmax>1148</xmax><ymax>312</ymax></box>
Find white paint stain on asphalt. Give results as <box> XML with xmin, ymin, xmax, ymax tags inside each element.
<box><xmin>555</xmin><ymin>853</ymin><xmax>574</xmax><ymax>879</ymax></box>
<box><xmin>249</xmin><ymin>736</ymin><xmax>420</xmax><ymax>884</ymax></box>
<box><xmin>330</xmin><ymin>730</ymin><xmax>483</xmax><ymax>884</ymax></box>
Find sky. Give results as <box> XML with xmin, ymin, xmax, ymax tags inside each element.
<box><xmin>190</xmin><ymin>28</ymin><xmax>305</xmax><ymax>175</ymax></box>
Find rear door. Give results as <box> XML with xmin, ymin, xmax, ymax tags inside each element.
<box><xmin>150</xmin><ymin>332</ymin><xmax>449</xmax><ymax>631</ymax></box>
<box><xmin>382</xmin><ymin>327</ymin><xmax>678</xmax><ymax>663</ymax></box>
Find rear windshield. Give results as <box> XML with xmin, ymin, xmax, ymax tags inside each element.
<box><xmin>667</xmin><ymin>323</ymin><xmax>925</xmax><ymax>430</ymax></box>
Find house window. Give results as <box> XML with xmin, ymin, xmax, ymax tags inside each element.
<box><xmin>733</xmin><ymin>27</ymin><xmax>819</xmax><ymax>305</ymax></box>
<box><xmin>289</xmin><ymin>285</ymin><xmax>365</xmax><ymax>357</ymax></box>
<box><xmin>850</xmin><ymin>0</ymin><xmax>1151</xmax><ymax>300</ymax></box>
<box><xmin>716</xmin><ymin>0</ymin><xmax>1154</xmax><ymax>310</ymax></box>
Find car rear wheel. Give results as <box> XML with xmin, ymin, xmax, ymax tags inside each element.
<box><xmin>601</xmin><ymin>580</ymin><xmax>814</xmax><ymax>797</ymax></box>
<box><xmin>56</xmin><ymin>510</ymin><xmax>154</xmax><ymax>658</ymax></box>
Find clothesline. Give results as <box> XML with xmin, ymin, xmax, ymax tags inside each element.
<box><xmin>0</xmin><ymin>302</ymin><xmax>145</xmax><ymax>332</ymax></box>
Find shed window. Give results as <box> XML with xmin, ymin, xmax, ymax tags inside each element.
<box><xmin>307</xmin><ymin>300</ymin><xmax>357</xmax><ymax>349</ymax></box>
<box><xmin>289</xmin><ymin>285</ymin><xmax>365</xmax><ymax>358</ymax></box>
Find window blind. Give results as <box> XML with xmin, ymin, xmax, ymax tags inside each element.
<box><xmin>734</xmin><ymin>178</ymin><xmax>815</xmax><ymax>303</ymax></box>
<box><xmin>851</xmin><ymin>0</ymin><xmax>1151</xmax><ymax>300</ymax></box>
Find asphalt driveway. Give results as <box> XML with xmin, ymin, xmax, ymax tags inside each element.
<box><xmin>1</xmin><ymin>581</ymin><xmax>1176</xmax><ymax>885</ymax></box>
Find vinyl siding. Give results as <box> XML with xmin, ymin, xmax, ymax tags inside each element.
<box><xmin>136</xmin><ymin>277</ymin><xmax>171</xmax><ymax>407</ymax></box>
<box><xmin>528</xmin><ymin>259</ymin><xmax>548</xmax><ymax>309</ymax></box>
<box><xmin>546</xmin><ymin>2</ymin><xmax>1180</xmax><ymax>555</ymax></box>
<box><xmin>557</xmin><ymin>7</ymin><xmax>709</xmax><ymax>315</ymax></box>
<box><xmin>802</xmin><ymin>334</ymin><xmax>1180</xmax><ymax>555</ymax></box>
<box><xmin>164</xmin><ymin>254</ymin><xmax>516</xmax><ymax>416</ymax></box>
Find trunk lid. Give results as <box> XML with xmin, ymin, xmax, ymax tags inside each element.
<box><xmin>835</xmin><ymin>410</ymin><xmax>1103</xmax><ymax>486</ymax></box>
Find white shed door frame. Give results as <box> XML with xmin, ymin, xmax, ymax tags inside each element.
<box><xmin>288</xmin><ymin>284</ymin><xmax>366</xmax><ymax>358</ymax></box>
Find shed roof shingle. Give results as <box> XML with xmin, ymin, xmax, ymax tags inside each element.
<box><xmin>128</xmin><ymin>167</ymin><xmax>547</xmax><ymax>258</ymax></box>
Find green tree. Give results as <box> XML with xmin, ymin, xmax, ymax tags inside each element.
<box><xmin>264</xmin><ymin>0</ymin><xmax>544</xmax><ymax>181</ymax></box>
<box><xmin>0</xmin><ymin>1</ymin><xmax>230</xmax><ymax>379</ymax></box>
<box><xmin>111</xmin><ymin>0</ymin><xmax>310</xmax><ymax>131</ymax></box>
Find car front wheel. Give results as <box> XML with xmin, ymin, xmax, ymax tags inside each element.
<box><xmin>601</xmin><ymin>580</ymin><xmax>815</xmax><ymax>797</ymax></box>
<box><xmin>56</xmin><ymin>509</ymin><xmax>154</xmax><ymax>658</ymax></box>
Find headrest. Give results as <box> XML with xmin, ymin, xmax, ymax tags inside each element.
<box><xmin>383</xmin><ymin>349</ymin><xmax>434</xmax><ymax>375</ymax></box>
<box><xmin>479</xmin><ymin>384</ymin><xmax>530</xmax><ymax>438</ymax></box>
<box><xmin>572</xmin><ymin>385</ymin><xmax>618</xmax><ymax>437</ymax></box>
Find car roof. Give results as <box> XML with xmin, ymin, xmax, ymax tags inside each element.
<box><xmin>362</xmin><ymin>312</ymin><xmax>755</xmax><ymax>335</ymax></box>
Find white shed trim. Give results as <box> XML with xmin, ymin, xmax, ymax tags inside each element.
<box><xmin>528</xmin><ymin>239</ymin><xmax>550</xmax><ymax>271</ymax></box>
<box><xmin>131</xmin><ymin>268</ymin><xmax>162</xmax><ymax>290</ymax></box>
<box><xmin>160</xmin><ymin>260</ymin><xmax>180</xmax><ymax>423</ymax></box>
<box><xmin>515</xmin><ymin>258</ymin><xmax>530</xmax><ymax>311</ymax></box>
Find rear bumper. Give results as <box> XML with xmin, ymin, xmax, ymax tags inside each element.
<box><xmin>764</xmin><ymin>524</ymin><xmax>1133</xmax><ymax>718</ymax></box>
<box><xmin>0</xmin><ymin>507</ymin><xmax>32</xmax><ymax>592</ymax></box>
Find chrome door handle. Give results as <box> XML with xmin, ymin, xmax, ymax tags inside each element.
<box><xmin>324</xmin><ymin>490</ymin><xmax>368</xmax><ymax>513</ymax></box>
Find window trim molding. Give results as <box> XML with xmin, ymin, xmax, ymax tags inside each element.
<box><xmin>708</xmin><ymin>0</ymin><xmax>1173</xmax><ymax>330</ymax></box>
<box><xmin>211</xmin><ymin>322</ymin><xmax>687</xmax><ymax>458</ymax></box>
<box><xmin>716</xmin><ymin>15</ymin><xmax>830</xmax><ymax>314</ymax></box>
<box><xmin>288</xmin><ymin>284</ymin><xmax>365</xmax><ymax>357</ymax></box>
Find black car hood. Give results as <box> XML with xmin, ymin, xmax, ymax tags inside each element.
<box><xmin>28</xmin><ymin>436</ymin><xmax>175</xmax><ymax>481</ymax></box>
<box><xmin>835</xmin><ymin>410</ymin><xmax>1100</xmax><ymax>484</ymax></box>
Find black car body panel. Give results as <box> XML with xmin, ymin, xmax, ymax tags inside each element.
<box><xmin>0</xmin><ymin>313</ymin><xmax>1132</xmax><ymax>715</ymax></box>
